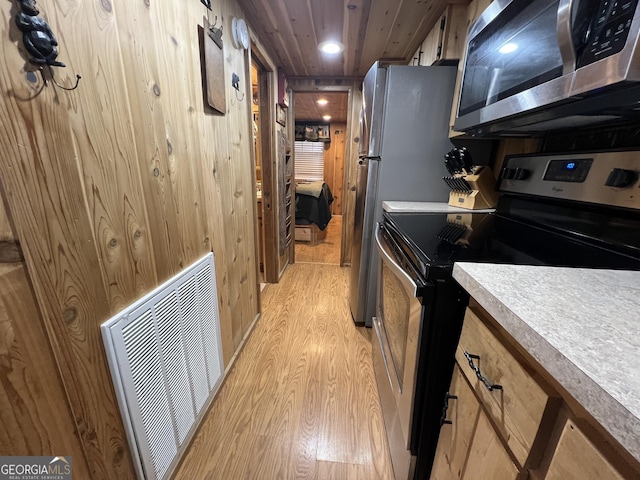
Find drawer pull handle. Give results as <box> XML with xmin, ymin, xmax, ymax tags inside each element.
<box><xmin>440</xmin><ymin>392</ymin><xmax>458</xmax><ymax>426</ymax></box>
<box><xmin>463</xmin><ymin>351</ymin><xmax>503</xmax><ymax>392</ymax></box>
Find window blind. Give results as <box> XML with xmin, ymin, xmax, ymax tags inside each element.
<box><xmin>294</xmin><ymin>141</ymin><xmax>324</xmax><ymax>181</ymax></box>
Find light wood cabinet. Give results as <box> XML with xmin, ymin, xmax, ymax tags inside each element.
<box><xmin>456</xmin><ymin>307</ymin><xmax>551</xmax><ymax>466</ymax></box>
<box><xmin>466</xmin><ymin>408</ymin><xmax>519</xmax><ymax>480</ymax></box>
<box><xmin>432</xmin><ymin>303</ymin><xmax>640</xmax><ymax>480</ymax></box>
<box><xmin>431</xmin><ymin>364</ymin><xmax>480</xmax><ymax>480</ymax></box>
<box><xmin>545</xmin><ymin>419</ymin><xmax>625</xmax><ymax>480</ymax></box>
<box><xmin>431</xmin><ymin>364</ymin><xmax>518</xmax><ymax>480</ymax></box>
<box><xmin>413</xmin><ymin>4</ymin><xmax>469</xmax><ymax>66</ymax></box>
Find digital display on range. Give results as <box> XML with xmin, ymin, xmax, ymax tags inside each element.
<box><xmin>543</xmin><ymin>158</ymin><xmax>593</xmax><ymax>182</ymax></box>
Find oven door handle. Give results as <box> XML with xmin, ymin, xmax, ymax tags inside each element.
<box><xmin>374</xmin><ymin>223</ymin><xmax>420</xmax><ymax>297</ymax></box>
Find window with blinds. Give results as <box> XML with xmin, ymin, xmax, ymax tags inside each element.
<box><xmin>294</xmin><ymin>141</ymin><xmax>324</xmax><ymax>181</ymax></box>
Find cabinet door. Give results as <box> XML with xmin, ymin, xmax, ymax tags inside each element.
<box><xmin>417</xmin><ymin>15</ymin><xmax>444</xmax><ymax>66</ymax></box>
<box><xmin>431</xmin><ymin>364</ymin><xmax>481</xmax><ymax>480</ymax></box>
<box><xmin>456</xmin><ymin>307</ymin><xmax>550</xmax><ymax>467</ymax></box>
<box><xmin>439</xmin><ymin>4</ymin><xmax>469</xmax><ymax>62</ymax></box>
<box><xmin>414</xmin><ymin>4</ymin><xmax>468</xmax><ymax>66</ymax></box>
<box><xmin>431</xmin><ymin>364</ymin><xmax>519</xmax><ymax>480</ymax></box>
<box><xmin>545</xmin><ymin>419</ymin><xmax>624</xmax><ymax>480</ymax></box>
<box><xmin>464</xmin><ymin>408</ymin><xmax>519</xmax><ymax>480</ymax></box>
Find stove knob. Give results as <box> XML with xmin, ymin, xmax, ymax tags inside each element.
<box><xmin>514</xmin><ymin>168</ymin><xmax>531</xmax><ymax>181</ymax></box>
<box><xmin>501</xmin><ymin>167</ymin><xmax>515</xmax><ymax>180</ymax></box>
<box><xmin>605</xmin><ymin>168</ymin><xmax>638</xmax><ymax>188</ymax></box>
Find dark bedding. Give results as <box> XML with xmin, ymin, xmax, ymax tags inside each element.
<box><xmin>295</xmin><ymin>181</ymin><xmax>334</xmax><ymax>230</ymax></box>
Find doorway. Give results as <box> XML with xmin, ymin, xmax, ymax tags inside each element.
<box><xmin>251</xmin><ymin>62</ymin><xmax>265</xmax><ymax>283</ymax></box>
<box><xmin>251</xmin><ymin>55</ymin><xmax>280</xmax><ymax>284</ymax></box>
<box><xmin>293</xmin><ymin>92</ymin><xmax>349</xmax><ymax>265</ymax></box>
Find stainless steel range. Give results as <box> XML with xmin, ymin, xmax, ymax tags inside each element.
<box><xmin>373</xmin><ymin>150</ymin><xmax>640</xmax><ymax>479</ymax></box>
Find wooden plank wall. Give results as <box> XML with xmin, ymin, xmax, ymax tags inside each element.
<box><xmin>341</xmin><ymin>86</ymin><xmax>362</xmax><ymax>266</ymax></box>
<box><xmin>324</xmin><ymin>122</ymin><xmax>346</xmax><ymax>215</ymax></box>
<box><xmin>0</xmin><ymin>0</ymin><xmax>259</xmax><ymax>477</ymax></box>
<box><xmin>0</xmin><ymin>262</ymin><xmax>91</xmax><ymax>478</ymax></box>
<box><xmin>0</xmin><ymin>195</ymin><xmax>20</xmax><ymax>264</ymax></box>
<box><xmin>0</xmin><ymin>196</ymin><xmax>91</xmax><ymax>477</ymax></box>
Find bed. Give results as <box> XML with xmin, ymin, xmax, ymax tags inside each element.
<box><xmin>295</xmin><ymin>181</ymin><xmax>334</xmax><ymax>231</ymax></box>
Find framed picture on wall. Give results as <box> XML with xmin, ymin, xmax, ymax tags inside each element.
<box><xmin>317</xmin><ymin>125</ymin><xmax>330</xmax><ymax>142</ymax></box>
<box><xmin>276</xmin><ymin>104</ymin><xmax>287</xmax><ymax>126</ymax></box>
<box><xmin>278</xmin><ymin>70</ymin><xmax>289</xmax><ymax>107</ymax></box>
<box><xmin>294</xmin><ymin>122</ymin><xmax>331</xmax><ymax>142</ymax></box>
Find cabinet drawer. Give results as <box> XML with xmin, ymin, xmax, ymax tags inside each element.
<box><xmin>456</xmin><ymin>307</ymin><xmax>550</xmax><ymax>467</ymax></box>
<box><xmin>545</xmin><ymin>419</ymin><xmax>624</xmax><ymax>480</ymax></box>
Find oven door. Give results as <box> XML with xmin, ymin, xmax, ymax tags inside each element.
<box><xmin>372</xmin><ymin>223</ymin><xmax>426</xmax><ymax>479</ymax></box>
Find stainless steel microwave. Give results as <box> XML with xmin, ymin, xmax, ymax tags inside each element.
<box><xmin>454</xmin><ymin>0</ymin><xmax>640</xmax><ymax>136</ymax></box>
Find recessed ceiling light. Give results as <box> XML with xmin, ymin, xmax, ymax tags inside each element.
<box><xmin>323</xmin><ymin>115</ymin><xmax>332</xmax><ymax>121</ymax></box>
<box><xmin>318</xmin><ymin>41</ymin><xmax>345</xmax><ymax>55</ymax></box>
<box><xmin>316</xmin><ymin>98</ymin><xmax>329</xmax><ymax>106</ymax></box>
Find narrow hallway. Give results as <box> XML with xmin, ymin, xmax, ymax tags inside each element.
<box><xmin>175</xmin><ymin>263</ymin><xmax>394</xmax><ymax>479</ymax></box>
<box><xmin>295</xmin><ymin>215</ymin><xmax>343</xmax><ymax>265</ymax></box>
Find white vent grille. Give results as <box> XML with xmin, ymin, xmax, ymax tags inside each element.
<box><xmin>102</xmin><ymin>253</ymin><xmax>223</xmax><ymax>480</ymax></box>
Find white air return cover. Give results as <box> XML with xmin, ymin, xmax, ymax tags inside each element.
<box><xmin>102</xmin><ymin>253</ymin><xmax>223</xmax><ymax>480</ymax></box>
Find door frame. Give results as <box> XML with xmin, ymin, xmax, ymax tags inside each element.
<box><xmin>288</xmin><ymin>78</ymin><xmax>363</xmax><ymax>266</ymax></box>
<box><xmin>249</xmin><ymin>49</ymin><xmax>279</xmax><ymax>283</ymax></box>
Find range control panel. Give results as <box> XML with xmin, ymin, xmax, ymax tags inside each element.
<box><xmin>499</xmin><ymin>150</ymin><xmax>640</xmax><ymax>210</ymax></box>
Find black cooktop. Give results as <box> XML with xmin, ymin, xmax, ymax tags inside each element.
<box><xmin>383</xmin><ymin>200</ymin><xmax>640</xmax><ymax>282</ymax></box>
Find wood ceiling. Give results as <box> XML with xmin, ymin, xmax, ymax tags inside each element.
<box><xmin>294</xmin><ymin>92</ymin><xmax>349</xmax><ymax>123</ymax></box>
<box><xmin>238</xmin><ymin>0</ymin><xmax>454</xmax><ymax>78</ymax></box>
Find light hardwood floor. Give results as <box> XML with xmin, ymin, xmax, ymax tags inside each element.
<box><xmin>175</xmin><ymin>262</ymin><xmax>395</xmax><ymax>479</ymax></box>
<box><xmin>295</xmin><ymin>215</ymin><xmax>342</xmax><ymax>265</ymax></box>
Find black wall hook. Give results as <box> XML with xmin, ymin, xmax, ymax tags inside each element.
<box><xmin>45</xmin><ymin>65</ymin><xmax>81</xmax><ymax>91</ymax></box>
<box><xmin>208</xmin><ymin>16</ymin><xmax>223</xmax><ymax>49</ymax></box>
<box><xmin>231</xmin><ymin>72</ymin><xmax>244</xmax><ymax>101</ymax></box>
<box><xmin>14</xmin><ymin>0</ymin><xmax>81</xmax><ymax>92</ymax></box>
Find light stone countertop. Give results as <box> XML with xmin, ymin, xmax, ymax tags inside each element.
<box><xmin>452</xmin><ymin>263</ymin><xmax>640</xmax><ymax>464</ymax></box>
<box><xmin>382</xmin><ymin>201</ymin><xmax>495</xmax><ymax>213</ymax></box>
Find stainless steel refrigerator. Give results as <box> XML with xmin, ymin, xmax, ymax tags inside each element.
<box><xmin>348</xmin><ymin>62</ymin><xmax>457</xmax><ymax>326</ymax></box>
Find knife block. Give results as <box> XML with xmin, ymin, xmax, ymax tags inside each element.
<box><xmin>447</xmin><ymin>167</ymin><xmax>498</xmax><ymax>210</ymax></box>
